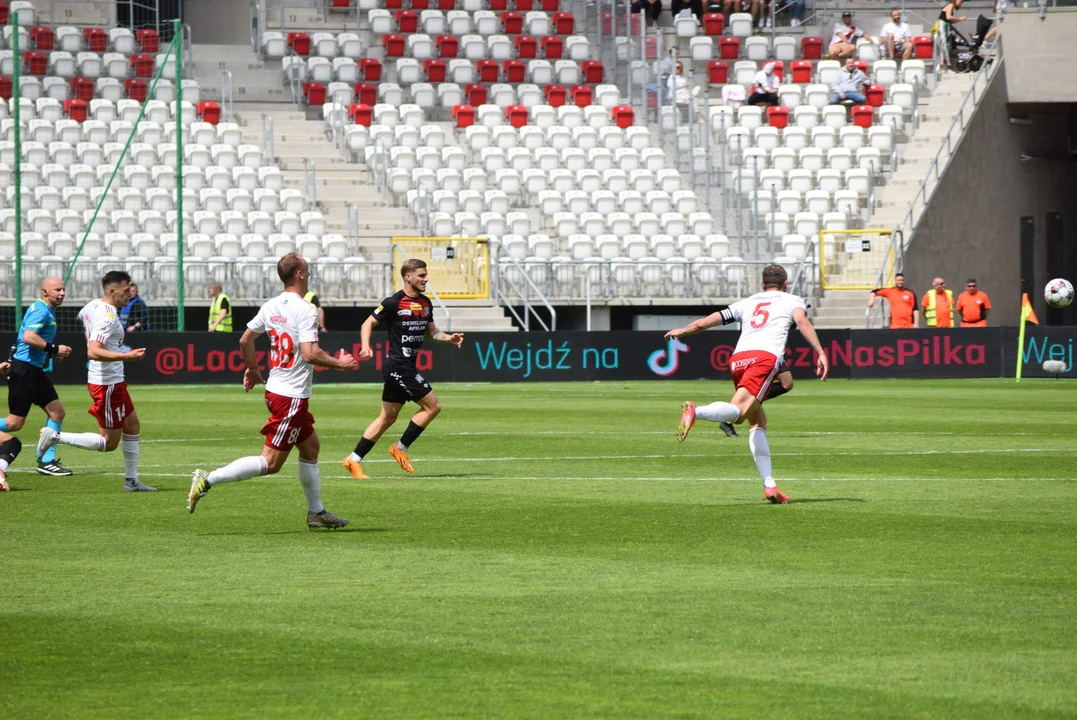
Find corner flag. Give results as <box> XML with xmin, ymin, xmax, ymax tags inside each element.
<box><xmin>1015</xmin><ymin>293</ymin><xmax>1038</xmax><ymax>382</ymax></box>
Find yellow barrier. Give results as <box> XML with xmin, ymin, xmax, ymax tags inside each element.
<box><xmin>819</xmin><ymin>229</ymin><xmax>895</xmax><ymax>291</ymax></box>
<box><xmin>391</xmin><ymin>237</ymin><xmax>489</xmax><ymax>299</ymax></box>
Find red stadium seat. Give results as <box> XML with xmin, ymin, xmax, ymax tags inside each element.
<box><xmin>581</xmin><ymin>60</ymin><xmax>603</xmax><ymax>83</ymax></box>
<box><xmin>83</xmin><ymin>27</ymin><xmax>107</xmax><ymax>52</ymax></box>
<box><xmin>302</xmin><ymin>81</ymin><xmax>326</xmax><ymax>105</ymax></box>
<box><xmin>0</xmin><ymin>3</ymin><xmax>8</xmax><ymax>25</ymax></box>
<box><xmin>703</xmin><ymin>13</ymin><xmax>724</xmax><ymax>35</ymax></box>
<box><xmin>505</xmin><ymin>104</ymin><xmax>528</xmax><ymax>127</ymax></box>
<box><xmin>197</xmin><ymin>101</ymin><xmax>221</xmax><ymax>125</ymax></box>
<box><xmin>136</xmin><ymin>29</ymin><xmax>159</xmax><ymax>52</ymax></box>
<box><xmin>801</xmin><ymin>36</ymin><xmax>823</xmax><ymax>60</ymax></box>
<box><xmin>791</xmin><ymin>60</ymin><xmax>812</xmax><ymax>84</ymax></box>
<box><xmin>541</xmin><ymin>36</ymin><xmax>562</xmax><ymax>59</ymax></box>
<box><xmin>770</xmin><ymin>60</ymin><xmax>784</xmax><ymax>81</ymax></box>
<box><xmin>718</xmin><ymin>37</ymin><xmax>740</xmax><ymax>60</ymax></box>
<box><xmin>384</xmin><ymin>0</ymin><xmax>402</xmax><ymax>8</ymax></box>
<box><xmin>543</xmin><ymin>83</ymin><xmax>566</xmax><ymax>107</ymax></box>
<box><xmin>552</xmin><ymin>12</ymin><xmax>574</xmax><ymax>34</ymax></box>
<box><xmin>437</xmin><ymin>0</ymin><xmax>454</xmax><ymax>9</ymax></box>
<box><xmin>464</xmin><ymin>83</ymin><xmax>487</xmax><ymax>105</ymax></box>
<box><xmin>0</xmin><ymin>76</ymin><xmax>10</xmax><ymax>101</ymax></box>
<box><xmin>514</xmin><ymin>35</ymin><xmax>537</xmax><ymax>59</ymax></box>
<box><xmin>31</xmin><ymin>26</ymin><xmax>54</xmax><ymax>51</ymax></box>
<box><xmin>124</xmin><ymin>78</ymin><xmax>147</xmax><ymax>102</ymax></box>
<box><xmin>358</xmin><ymin>58</ymin><xmax>382</xmax><ymax>81</ymax></box>
<box><xmin>382</xmin><ymin>33</ymin><xmax>405</xmax><ymax>58</ymax></box>
<box><xmin>453</xmin><ymin>104</ymin><xmax>475</xmax><ymax>128</ymax></box>
<box><xmin>489</xmin><ymin>0</ymin><xmax>507</xmax><ymax>10</ymax></box>
<box><xmin>424</xmin><ymin>59</ymin><xmax>446</xmax><ymax>82</ymax></box>
<box><xmin>503</xmin><ymin>59</ymin><xmax>525</xmax><ymax>83</ymax></box>
<box><xmin>913</xmin><ymin>35</ymin><xmax>933</xmax><ymax>59</ymax></box>
<box><xmin>411</xmin><ymin>0</ymin><xmax>429</xmax><ymax>9</ymax></box>
<box><xmin>63</xmin><ymin>98</ymin><xmax>87</xmax><ymax>122</ymax></box>
<box><xmin>353</xmin><ymin>82</ymin><xmax>377</xmax><ymax>105</ymax></box>
<box><xmin>131</xmin><ymin>54</ymin><xmax>154</xmax><ymax>78</ymax></box>
<box><xmin>436</xmin><ymin>35</ymin><xmax>458</xmax><ymax>58</ymax></box>
<box><xmin>707</xmin><ymin>61</ymin><xmax>728</xmax><ymax>85</ymax></box>
<box><xmin>612</xmin><ymin>105</ymin><xmax>634</xmax><ymax>128</ymax></box>
<box><xmin>395</xmin><ymin>10</ymin><xmax>417</xmax><ymax>32</ymax></box>
<box><xmin>766</xmin><ymin>106</ymin><xmax>789</xmax><ymax>129</ymax></box>
<box><xmin>287</xmin><ymin>32</ymin><xmax>311</xmax><ymax>56</ymax></box>
<box><xmin>570</xmin><ymin>84</ymin><xmax>591</xmax><ymax>107</ymax></box>
<box><xmin>854</xmin><ymin>60</ymin><xmax>869</xmax><ymax>75</ymax></box>
<box><xmin>476</xmin><ymin>59</ymin><xmax>499</xmax><ymax>82</ymax></box>
<box><xmin>851</xmin><ymin>104</ymin><xmax>874</xmax><ymax>128</ymax></box>
<box><xmin>23</xmin><ymin>51</ymin><xmax>47</xmax><ymax>76</ymax></box>
<box><xmin>865</xmin><ymin>84</ymin><xmax>885</xmax><ymax>108</ymax></box>
<box><xmin>350</xmin><ymin>103</ymin><xmax>372</xmax><ymax>126</ymax></box>
<box><xmin>501</xmin><ymin>11</ymin><xmax>523</xmax><ymax>34</ymax></box>
<box><xmin>541</xmin><ymin>0</ymin><xmax>558</xmax><ymax>10</ymax></box>
<box><xmin>512</xmin><ymin>0</ymin><xmax>531</xmax><ymax>10</ymax></box>
<box><xmin>71</xmin><ymin>77</ymin><xmax>95</xmax><ymax>101</ymax></box>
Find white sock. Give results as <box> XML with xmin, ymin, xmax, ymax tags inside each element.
<box><xmin>58</xmin><ymin>432</ymin><xmax>106</xmax><ymax>451</ymax></box>
<box><xmin>748</xmin><ymin>427</ymin><xmax>776</xmax><ymax>489</ymax></box>
<box><xmin>297</xmin><ymin>458</ymin><xmax>324</xmax><ymax>513</ymax></box>
<box><xmin>122</xmin><ymin>434</ymin><xmax>139</xmax><ymax>481</ymax></box>
<box><xmin>0</xmin><ymin>458</ymin><xmax>8</xmax><ymax>474</ymax></box>
<box><xmin>348</xmin><ymin>452</ymin><xmax>361</xmax><ymax>462</ymax></box>
<box><xmin>207</xmin><ymin>456</ymin><xmax>269</xmax><ymax>486</ymax></box>
<box><xmin>695</xmin><ymin>401</ymin><xmax>740</xmax><ymax>423</ymax></box>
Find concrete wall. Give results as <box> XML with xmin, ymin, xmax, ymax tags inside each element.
<box><xmin>1002</xmin><ymin>8</ymin><xmax>1077</xmax><ymax>103</ymax></box>
<box><xmin>905</xmin><ymin>65</ymin><xmax>1077</xmax><ymax>325</ymax></box>
<box><xmin>184</xmin><ymin>0</ymin><xmax>253</xmax><ymax>45</ymax></box>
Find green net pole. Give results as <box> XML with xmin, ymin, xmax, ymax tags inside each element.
<box><xmin>12</xmin><ymin>15</ymin><xmax>22</xmax><ymax>326</ymax></box>
<box><xmin>175</xmin><ymin>19</ymin><xmax>185</xmax><ymax>332</ymax></box>
<box><xmin>63</xmin><ymin>31</ymin><xmax>179</xmax><ymax>286</ymax></box>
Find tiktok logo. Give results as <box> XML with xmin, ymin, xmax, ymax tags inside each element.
<box><xmin>648</xmin><ymin>338</ymin><xmax>689</xmax><ymax>377</ymax></box>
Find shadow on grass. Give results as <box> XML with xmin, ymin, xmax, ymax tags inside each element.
<box><xmin>199</xmin><ymin>527</ymin><xmax>393</xmax><ymax>536</ymax></box>
<box><xmin>792</xmin><ymin>498</ymin><xmax>867</xmax><ymax>504</ymax></box>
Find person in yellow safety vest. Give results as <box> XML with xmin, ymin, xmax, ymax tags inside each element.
<box><xmin>303</xmin><ymin>289</ymin><xmax>327</xmax><ymax>332</ymax></box>
<box><xmin>921</xmin><ymin>276</ymin><xmax>954</xmax><ymax>328</ymax></box>
<box><xmin>208</xmin><ymin>282</ymin><xmax>233</xmax><ymax>333</ymax></box>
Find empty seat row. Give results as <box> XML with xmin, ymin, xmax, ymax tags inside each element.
<box><xmin>1</xmin><ymin>75</ymin><xmax>199</xmax><ymax>104</ymax></box>
<box><xmin>369</xmin><ymin>9</ymin><xmax>575</xmax><ymax>37</ymax></box>
<box><xmin>731</xmin><ymin>167</ymin><xmax>873</xmax><ymax>196</ymax></box>
<box><xmin>0</xmin><ymin>51</ymin><xmax>182</xmax><ymax>80</ymax></box>
<box><xmin>2</xmin><ymin>186</ymin><xmax>306</xmax><ymax>215</ymax></box>
<box><xmin>710</xmin><ymin>104</ymin><xmax>905</xmax><ymax>133</ymax></box>
<box><xmin>374</xmin><ymin>143</ymin><xmax>668</xmax><ymax>172</ymax></box>
<box><xmin>390</xmin><ymin>165</ymin><xmax>685</xmax><ymax>196</ymax></box>
<box><xmin>0</xmin><ymin>162</ymin><xmax>284</xmax><ymax>192</ymax></box>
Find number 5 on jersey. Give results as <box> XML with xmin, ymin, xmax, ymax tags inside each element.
<box><xmin>749</xmin><ymin>302</ymin><xmax>771</xmax><ymax>329</ymax></box>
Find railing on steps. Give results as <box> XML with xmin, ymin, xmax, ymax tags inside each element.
<box><xmin>220</xmin><ymin>71</ymin><xmax>235</xmax><ymax>123</ymax></box>
<box><xmin>490</xmin><ymin>250</ymin><xmax>558</xmax><ymax>332</ymax></box>
<box><xmin>875</xmin><ymin>36</ymin><xmax>1003</xmax><ymax>305</ymax></box>
<box><xmin>866</xmin><ymin>229</ymin><xmax>903</xmax><ymax>328</ymax></box>
<box><xmin>346</xmin><ymin>202</ymin><xmax>360</xmax><ymax>250</ymax></box>
<box><xmin>303</xmin><ymin>158</ymin><xmax>317</xmax><ymax>210</ymax></box>
<box><xmin>261</xmin><ymin>113</ymin><xmax>276</xmax><ymax>164</ymax></box>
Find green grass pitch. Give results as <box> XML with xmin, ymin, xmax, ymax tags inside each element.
<box><xmin>2</xmin><ymin>379</ymin><xmax>1076</xmax><ymax>719</ymax></box>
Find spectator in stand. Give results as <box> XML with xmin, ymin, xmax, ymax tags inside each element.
<box><xmin>121</xmin><ymin>283</ymin><xmax>149</xmax><ymax>333</ymax></box>
<box><xmin>747</xmin><ymin>62</ymin><xmax>780</xmax><ymax>106</ymax></box>
<box><xmin>828</xmin><ymin>57</ymin><xmax>870</xmax><ymax>105</ymax></box>
<box><xmin>956</xmin><ymin>278</ymin><xmax>991</xmax><ymax>327</ymax></box>
<box><xmin>881</xmin><ymin>9</ymin><xmax>913</xmax><ymax>61</ymax></box>
<box><xmin>208</xmin><ymin>282</ymin><xmax>233</xmax><ymax>333</ymax></box>
<box><xmin>922</xmin><ymin>277</ymin><xmax>954</xmax><ymax>328</ymax></box>
<box><xmin>937</xmin><ymin>0</ymin><xmax>968</xmax><ymax>70</ymax></box>
<box><xmin>632</xmin><ymin>0</ymin><xmax>663</xmax><ymax>27</ymax></box>
<box><xmin>723</xmin><ymin>0</ymin><xmax>765</xmax><ymax>30</ymax></box>
<box><xmin>667</xmin><ymin>61</ymin><xmax>693</xmax><ymax>123</ymax></box>
<box><xmin>787</xmin><ymin>0</ymin><xmax>805</xmax><ymax>28</ymax></box>
<box><xmin>828</xmin><ymin>12</ymin><xmax>875</xmax><ymax>60</ymax></box>
<box><xmin>673</xmin><ymin>0</ymin><xmax>704</xmax><ymax>21</ymax></box>
<box><xmin>867</xmin><ymin>273</ymin><xmax>919</xmax><ymax>329</ymax></box>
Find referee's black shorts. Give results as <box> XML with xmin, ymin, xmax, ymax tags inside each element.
<box><xmin>7</xmin><ymin>359</ymin><xmax>60</xmax><ymax>418</ymax></box>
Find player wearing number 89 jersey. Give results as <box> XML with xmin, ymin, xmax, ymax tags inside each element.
<box><xmin>186</xmin><ymin>254</ymin><xmax>358</xmax><ymax>529</ymax></box>
<box><xmin>665</xmin><ymin>265</ymin><xmax>829</xmax><ymax>504</ymax></box>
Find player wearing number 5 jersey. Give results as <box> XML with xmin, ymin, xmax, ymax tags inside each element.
<box><xmin>186</xmin><ymin>253</ymin><xmax>358</xmax><ymax>529</ymax></box>
<box><xmin>35</xmin><ymin>271</ymin><xmax>156</xmax><ymax>492</ymax></box>
<box><xmin>342</xmin><ymin>258</ymin><xmax>464</xmax><ymax>479</ymax></box>
<box><xmin>666</xmin><ymin>265</ymin><xmax>829</xmax><ymax>504</ymax></box>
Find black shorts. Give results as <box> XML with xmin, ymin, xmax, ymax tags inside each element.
<box><xmin>777</xmin><ymin>358</ymin><xmax>790</xmax><ymax>374</ymax></box>
<box><xmin>7</xmin><ymin>359</ymin><xmax>60</xmax><ymax>418</ymax></box>
<box><xmin>382</xmin><ymin>367</ymin><xmax>433</xmax><ymax>405</ymax></box>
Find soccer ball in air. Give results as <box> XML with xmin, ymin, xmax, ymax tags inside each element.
<box><xmin>1044</xmin><ymin>278</ymin><xmax>1074</xmax><ymax>309</ymax></box>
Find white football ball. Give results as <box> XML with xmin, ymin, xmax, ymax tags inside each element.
<box><xmin>1045</xmin><ymin>278</ymin><xmax>1074</xmax><ymax>309</ymax></box>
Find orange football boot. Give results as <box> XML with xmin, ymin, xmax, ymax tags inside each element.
<box><xmin>341</xmin><ymin>456</ymin><xmax>371</xmax><ymax>480</ymax></box>
<box><xmin>389</xmin><ymin>445</ymin><xmax>414</xmax><ymax>474</ymax></box>
<box><xmin>765</xmin><ymin>487</ymin><xmax>791</xmax><ymax>504</ymax></box>
<box><xmin>676</xmin><ymin>401</ymin><xmax>696</xmax><ymax>442</ymax></box>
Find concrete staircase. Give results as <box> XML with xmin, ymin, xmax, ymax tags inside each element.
<box><xmin>812</xmin><ymin>72</ymin><xmax>977</xmax><ymax>329</ymax></box>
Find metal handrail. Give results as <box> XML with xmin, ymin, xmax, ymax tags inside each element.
<box><xmin>261</xmin><ymin>113</ymin><xmax>276</xmax><ymax>164</ymax></box>
<box><xmin>883</xmin><ymin>37</ymin><xmax>1002</xmax><ymax>279</ymax></box>
<box><xmin>866</xmin><ymin>229</ymin><xmax>904</xmax><ymax>328</ymax></box>
<box><xmin>303</xmin><ymin>158</ymin><xmax>317</xmax><ymax>211</ymax></box>
<box><xmin>390</xmin><ymin>243</ymin><xmax>454</xmax><ymax>331</ymax></box>
<box><xmin>490</xmin><ymin>250</ymin><xmax>557</xmax><ymax>331</ymax></box>
<box><xmin>220</xmin><ymin>71</ymin><xmax>234</xmax><ymax>123</ymax></box>
<box><xmin>346</xmin><ymin>202</ymin><xmax>360</xmax><ymax>249</ymax></box>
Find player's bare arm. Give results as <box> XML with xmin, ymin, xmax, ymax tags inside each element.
<box><xmin>0</xmin><ymin>361</ymin><xmax>9</xmax><ymax>375</ymax></box>
<box><xmin>87</xmin><ymin>340</ymin><xmax>144</xmax><ymax>363</ymax></box>
<box><xmin>22</xmin><ymin>328</ymin><xmax>71</xmax><ymax>360</ymax></box>
<box><xmin>300</xmin><ymin>342</ymin><xmax>357</xmax><ymax>370</ymax></box>
<box><xmin>793</xmin><ymin>308</ymin><xmax>829</xmax><ymax>380</ymax></box>
<box><xmin>359</xmin><ymin>315</ymin><xmax>379</xmax><ymax>360</ymax></box>
<box><xmin>239</xmin><ymin>329</ymin><xmax>266</xmax><ymax>392</ymax></box>
<box><xmin>426</xmin><ymin>322</ymin><xmax>464</xmax><ymax>348</ymax></box>
<box><xmin>665</xmin><ymin>311</ymin><xmax>726</xmax><ymax>339</ymax></box>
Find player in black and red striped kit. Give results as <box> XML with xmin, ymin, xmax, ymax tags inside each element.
<box><xmin>343</xmin><ymin>259</ymin><xmax>464</xmax><ymax>478</ymax></box>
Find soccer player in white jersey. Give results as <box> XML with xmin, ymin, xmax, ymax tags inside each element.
<box><xmin>665</xmin><ymin>265</ymin><xmax>829</xmax><ymax>504</ymax></box>
<box><xmin>186</xmin><ymin>253</ymin><xmax>357</xmax><ymax>529</ymax></box>
<box><xmin>35</xmin><ymin>270</ymin><xmax>155</xmax><ymax>492</ymax></box>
